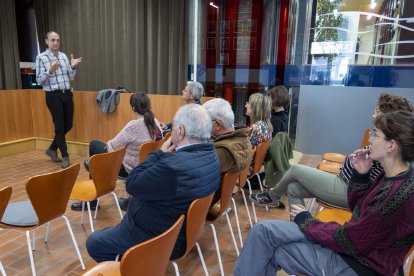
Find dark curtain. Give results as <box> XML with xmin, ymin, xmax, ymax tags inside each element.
<box><xmin>0</xmin><ymin>0</ymin><xmax>22</xmax><ymax>89</ymax></box>
<box><xmin>34</xmin><ymin>0</ymin><xmax>188</xmax><ymax>94</ymax></box>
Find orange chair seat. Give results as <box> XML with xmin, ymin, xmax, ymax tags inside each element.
<box><xmin>82</xmin><ymin>261</ymin><xmax>120</xmax><ymax>275</ymax></box>
<box><xmin>70</xmin><ymin>179</ymin><xmax>98</xmax><ymax>202</ymax></box>
<box><xmin>315</xmin><ymin>208</ymin><xmax>352</xmax><ymax>225</ymax></box>
<box><xmin>322</xmin><ymin>152</ymin><xmax>346</xmax><ymax>163</ymax></box>
<box><xmin>317</xmin><ymin>161</ymin><xmax>342</xmax><ymax>174</ymax></box>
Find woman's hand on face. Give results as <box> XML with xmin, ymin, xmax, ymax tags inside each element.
<box><xmin>160</xmin><ymin>122</ymin><xmax>166</xmax><ymax>130</ymax></box>
<box><xmin>290</xmin><ymin>204</ymin><xmax>306</xmax><ymax>219</ymax></box>
<box><xmin>349</xmin><ymin>148</ymin><xmax>372</xmax><ymax>175</ymax></box>
<box><xmin>160</xmin><ymin>137</ymin><xmax>176</xmax><ymax>153</ymax></box>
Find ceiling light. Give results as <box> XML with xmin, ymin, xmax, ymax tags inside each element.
<box><xmin>209</xmin><ymin>2</ymin><xmax>218</xmax><ymax>9</ymax></box>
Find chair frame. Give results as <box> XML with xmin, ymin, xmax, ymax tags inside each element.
<box><xmin>207</xmin><ymin>172</ymin><xmax>242</xmax><ymax>276</ymax></box>
<box><xmin>171</xmin><ymin>193</ymin><xmax>215</xmax><ymax>276</ymax></box>
<box><xmin>1</xmin><ymin>164</ymin><xmax>85</xmax><ymax>276</ymax></box>
<box><xmin>245</xmin><ymin>141</ymin><xmax>270</xmax><ymax>223</ymax></box>
<box><xmin>233</xmin><ymin>164</ymin><xmax>253</xmax><ymax>229</ymax></box>
<box><xmin>0</xmin><ymin>187</ymin><xmax>12</xmax><ymax>276</ymax></box>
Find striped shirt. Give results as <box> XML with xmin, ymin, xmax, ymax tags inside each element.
<box><xmin>339</xmin><ymin>154</ymin><xmax>383</xmax><ymax>184</ymax></box>
<box><xmin>35</xmin><ymin>49</ymin><xmax>76</xmax><ymax>91</ymax></box>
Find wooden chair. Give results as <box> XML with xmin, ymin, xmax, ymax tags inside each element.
<box><xmin>162</xmin><ymin>131</ymin><xmax>171</xmax><ymax>141</ymax></box>
<box><xmin>245</xmin><ymin>141</ymin><xmax>270</xmax><ymax>222</ymax></box>
<box><xmin>1</xmin><ymin>164</ymin><xmax>85</xmax><ymax>276</ymax></box>
<box><xmin>233</xmin><ymin>164</ymin><xmax>253</xmax><ymax>228</ymax></box>
<box><xmin>171</xmin><ymin>193</ymin><xmax>215</xmax><ymax>276</ymax></box>
<box><xmin>322</xmin><ymin>152</ymin><xmax>346</xmax><ymax>163</ymax></box>
<box><xmin>314</xmin><ymin>208</ymin><xmax>352</xmax><ymax>225</ymax></box>
<box><xmin>139</xmin><ymin>140</ymin><xmax>164</xmax><ymax>162</ymax></box>
<box><xmin>70</xmin><ymin>147</ymin><xmax>126</xmax><ymax>232</ymax></box>
<box><xmin>206</xmin><ymin>172</ymin><xmax>242</xmax><ymax>276</ymax></box>
<box><xmin>317</xmin><ymin>161</ymin><xmax>342</xmax><ymax>174</ymax></box>
<box><xmin>321</xmin><ymin>128</ymin><xmax>370</xmax><ymax>165</ymax></box>
<box><xmin>0</xmin><ymin>187</ymin><xmax>12</xmax><ymax>276</ymax></box>
<box><xmin>82</xmin><ymin>215</ymin><xmax>185</xmax><ymax>276</ymax></box>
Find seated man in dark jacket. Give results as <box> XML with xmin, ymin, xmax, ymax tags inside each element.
<box><xmin>203</xmin><ymin>98</ymin><xmax>253</xmax><ymax>205</ymax></box>
<box><xmin>86</xmin><ymin>104</ymin><xmax>221</xmax><ymax>262</ymax></box>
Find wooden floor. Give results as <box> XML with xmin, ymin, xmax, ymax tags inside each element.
<box><xmin>0</xmin><ymin>150</ymin><xmax>322</xmax><ymax>276</ymax></box>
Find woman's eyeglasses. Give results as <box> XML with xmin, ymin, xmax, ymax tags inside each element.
<box><xmin>369</xmin><ymin>129</ymin><xmax>386</xmax><ymax>140</ymax></box>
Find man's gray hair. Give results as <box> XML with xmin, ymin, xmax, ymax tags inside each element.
<box><xmin>203</xmin><ymin>98</ymin><xmax>234</xmax><ymax>129</ymax></box>
<box><xmin>173</xmin><ymin>104</ymin><xmax>212</xmax><ymax>142</ymax></box>
<box><xmin>187</xmin><ymin>81</ymin><xmax>204</xmax><ymax>100</ymax></box>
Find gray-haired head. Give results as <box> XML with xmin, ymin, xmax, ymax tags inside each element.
<box><xmin>203</xmin><ymin>98</ymin><xmax>235</xmax><ymax>129</ymax></box>
<box><xmin>173</xmin><ymin>104</ymin><xmax>212</xmax><ymax>143</ymax></box>
<box><xmin>187</xmin><ymin>81</ymin><xmax>204</xmax><ymax>100</ymax></box>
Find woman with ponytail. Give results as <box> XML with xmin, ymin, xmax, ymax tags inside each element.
<box><xmin>71</xmin><ymin>92</ymin><xmax>162</xmax><ymax>211</ymax></box>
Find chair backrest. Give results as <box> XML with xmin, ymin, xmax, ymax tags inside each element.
<box><xmin>0</xmin><ymin>186</ymin><xmax>12</xmax><ymax>221</ymax></box>
<box><xmin>120</xmin><ymin>215</ymin><xmax>185</xmax><ymax>276</ymax></box>
<box><xmin>139</xmin><ymin>140</ymin><xmax>164</xmax><ymax>162</ymax></box>
<box><xmin>178</xmin><ymin>193</ymin><xmax>214</xmax><ymax>260</ymax></box>
<box><xmin>361</xmin><ymin>128</ymin><xmax>370</xmax><ymax>148</ymax></box>
<box><xmin>26</xmin><ymin>163</ymin><xmax>80</xmax><ymax>225</ymax></box>
<box><xmin>212</xmin><ymin>172</ymin><xmax>240</xmax><ymax>218</ymax></box>
<box><xmin>163</xmin><ymin>132</ymin><xmax>171</xmax><ymax>142</ymax></box>
<box><xmin>237</xmin><ymin>164</ymin><xmax>251</xmax><ymax>190</ymax></box>
<box><xmin>90</xmin><ymin>147</ymin><xmax>126</xmax><ymax>197</ymax></box>
<box><xmin>250</xmin><ymin>141</ymin><xmax>270</xmax><ymax>176</ymax></box>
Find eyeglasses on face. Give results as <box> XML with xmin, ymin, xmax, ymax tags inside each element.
<box><xmin>369</xmin><ymin>129</ymin><xmax>386</xmax><ymax>140</ymax></box>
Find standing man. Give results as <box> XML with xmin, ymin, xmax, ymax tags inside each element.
<box><xmin>36</xmin><ymin>31</ymin><xmax>82</xmax><ymax>168</ymax></box>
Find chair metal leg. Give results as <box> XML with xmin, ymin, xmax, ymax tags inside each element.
<box><xmin>0</xmin><ymin>261</ymin><xmax>7</xmax><ymax>276</ymax></box>
<box><xmin>256</xmin><ymin>173</ymin><xmax>269</xmax><ymax>212</ymax></box>
<box><xmin>225</xmin><ymin>213</ymin><xmax>240</xmax><ymax>256</ymax></box>
<box><xmin>305</xmin><ymin>198</ymin><xmax>315</xmax><ymax>212</ymax></box>
<box><xmin>32</xmin><ymin>229</ymin><xmax>36</xmax><ymax>251</ymax></box>
<box><xmin>115</xmin><ymin>254</ymin><xmax>120</xmax><ymax>261</ymax></box>
<box><xmin>80</xmin><ymin>202</ymin><xmax>85</xmax><ymax>224</ymax></box>
<box><xmin>86</xmin><ymin>202</ymin><xmax>95</xmax><ymax>233</ymax></box>
<box><xmin>94</xmin><ymin>198</ymin><xmax>100</xmax><ymax>219</ymax></box>
<box><xmin>172</xmin><ymin>261</ymin><xmax>180</xmax><ymax>276</ymax></box>
<box><xmin>231</xmin><ymin>198</ymin><xmax>243</xmax><ymax>248</ymax></box>
<box><xmin>111</xmin><ymin>192</ymin><xmax>123</xmax><ymax>219</ymax></box>
<box><xmin>25</xmin><ymin>230</ymin><xmax>36</xmax><ymax>276</ymax></box>
<box><xmin>246</xmin><ymin>180</ymin><xmax>258</xmax><ymax>223</ymax></box>
<box><xmin>62</xmin><ymin>215</ymin><xmax>86</xmax><ymax>270</ymax></box>
<box><xmin>209</xmin><ymin>224</ymin><xmax>223</xmax><ymax>276</ymax></box>
<box><xmin>240</xmin><ymin>189</ymin><xmax>253</xmax><ymax>228</ymax></box>
<box><xmin>44</xmin><ymin>222</ymin><xmax>51</xmax><ymax>243</ymax></box>
<box><xmin>195</xmin><ymin>242</ymin><xmax>209</xmax><ymax>276</ymax></box>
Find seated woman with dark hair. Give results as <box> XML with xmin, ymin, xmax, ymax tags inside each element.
<box><xmin>71</xmin><ymin>92</ymin><xmax>162</xmax><ymax>211</ymax></box>
<box><xmin>267</xmin><ymin>85</ymin><xmax>290</xmax><ymax>138</ymax></box>
<box><xmin>236</xmin><ymin>110</ymin><xmax>414</xmax><ymax>276</ymax></box>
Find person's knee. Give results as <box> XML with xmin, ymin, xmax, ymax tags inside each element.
<box><xmin>287</xmin><ymin>182</ymin><xmax>301</xmax><ymax>197</ymax></box>
<box><xmin>86</xmin><ymin>233</ymin><xmax>100</xmax><ymax>261</ymax></box>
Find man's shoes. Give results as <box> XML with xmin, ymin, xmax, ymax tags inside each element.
<box><xmin>45</xmin><ymin>149</ymin><xmax>62</xmax><ymax>162</ymax></box>
<box><xmin>249</xmin><ymin>192</ymin><xmax>285</xmax><ymax>208</ymax></box>
<box><xmin>71</xmin><ymin>199</ymin><xmax>100</xmax><ymax>211</ymax></box>
<box><xmin>118</xmin><ymin>197</ymin><xmax>129</xmax><ymax>211</ymax></box>
<box><xmin>84</xmin><ymin>160</ymin><xmax>90</xmax><ymax>172</ymax></box>
<box><xmin>61</xmin><ymin>157</ymin><xmax>70</xmax><ymax>168</ymax></box>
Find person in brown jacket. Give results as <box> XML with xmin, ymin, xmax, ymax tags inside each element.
<box><xmin>203</xmin><ymin>98</ymin><xmax>253</xmax><ymax>205</ymax></box>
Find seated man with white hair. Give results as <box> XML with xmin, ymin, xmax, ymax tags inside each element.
<box><xmin>203</xmin><ymin>98</ymin><xmax>253</xmax><ymax>205</ymax></box>
<box><xmin>86</xmin><ymin>104</ymin><xmax>221</xmax><ymax>262</ymax></box>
